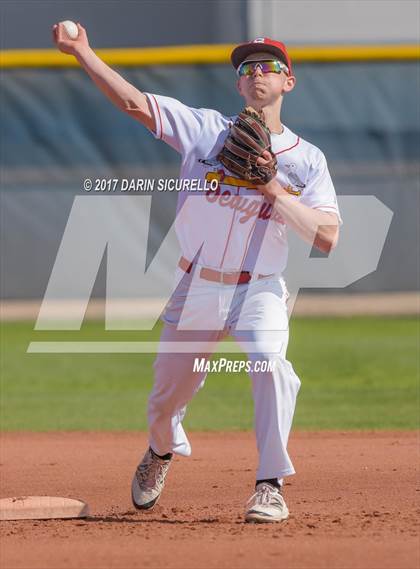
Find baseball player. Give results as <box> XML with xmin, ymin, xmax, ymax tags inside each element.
<box><xmin>53</xmin><ymin>25</ymin><xmax>341</xmax><ymax>523</ymax></box>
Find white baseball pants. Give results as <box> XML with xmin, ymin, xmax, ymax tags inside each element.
<box><xmin>147</xmin><ymin>267</ymin><xmax>301</xmax><ymax>480</ymax></box>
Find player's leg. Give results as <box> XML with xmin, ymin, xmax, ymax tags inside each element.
<box><xmin>132</xmin><ymin>323</ymin><xmax>221</xmax><ymax>510</ymax></box>
<box><xmin>148</xmin><ymin>323</ymin><xmax>221</xmax><ymax>457</ymax></box>
<box><xmin>229</xmin><ymin>277</ymin><xmax>301</xmax><ymax>521</ymax></box>
<box><xmin>233</xmin><ymin>326</ymin><xmax>301</xmax><ymax>480</ymax></box>
<box><xmin>133</xmin><ymin>265</ymin><xmax>228</xmax><ymax>510</ymax></box>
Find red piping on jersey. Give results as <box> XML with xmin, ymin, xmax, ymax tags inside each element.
<box><xmin>275</xmin><ymin>136</ymin><xmax>300</xmax><ymax>155</ymax></box>
<box><xmin>239</xmin><ymin>215</ymin><xmax>258</xmax><ymax>270</ymax></box>
<box><xmin>219</xmin><ymin>187</ymin><xmax>240</xmax><ymax>269</ymax></box>
<box><xmin>151</xmin><ymin>94</ymin><xmax>163</xmax><ymax>140</ymax></box>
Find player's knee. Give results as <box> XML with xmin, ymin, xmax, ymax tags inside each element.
<box><xmin>153</xmin><ymin>352</ymin><xmax>171</xmax><ymax>373</ymax></box>
<box><xmin>249</xmin><ymin>353</ymin><xmax>301</xmax><ymax>388</ymax></box>
<box><xmin>248</xmin><ymin>349</ymin><xmax>279</xmax><ymax>368</ymax></box>
<box><xmin>283</xmin><ymin>359</ymin><xmax>301</xmax><ymax>390</ymax></box>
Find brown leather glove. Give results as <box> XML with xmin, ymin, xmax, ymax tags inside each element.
<box><xmin>218</xmin><ymin>107</ymin><xmax>277</xmax><ymax>184</ymax></box>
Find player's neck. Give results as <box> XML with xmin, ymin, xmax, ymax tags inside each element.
<box><xmin>247</xmin><ymin>99</ymin><xmax>284</xmax><ymax>134</ymax></box>
<box><xmin>261</xmin><ymin>106</ymin><xmax>284</xmax><ymax>134</ymax></box>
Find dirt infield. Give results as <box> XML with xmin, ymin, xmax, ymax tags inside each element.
<box><xmin>1</xmin><ymin>431</ymin><xmax>419</xmax><ymax>569</ymax></box>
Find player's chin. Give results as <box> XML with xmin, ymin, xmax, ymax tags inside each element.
<box><xmin>250</xmin><ymin>84</ymin><xmax>267</xmax><ymax>94</ymax></box>
<box><xmin>248</xmin><ymin>88</ymin><xmax>268</xmax><ymax>102</ymax></box>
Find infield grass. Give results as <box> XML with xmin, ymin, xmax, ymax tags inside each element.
<box><xmin>0</xmin><ymin>317</ymin><xmax>418</xmax><ymax>431</ymax></box>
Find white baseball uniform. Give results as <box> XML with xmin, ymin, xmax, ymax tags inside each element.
<box><xmin>144</xmin><ymin>93</ymin><xmax>341</xmax><ymax>481</ymax></box>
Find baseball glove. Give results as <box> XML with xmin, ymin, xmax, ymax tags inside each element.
<box><xmin>218</xmin><ymin>107</ymin><xmax>277</xmax><ymax>184</ymax></box>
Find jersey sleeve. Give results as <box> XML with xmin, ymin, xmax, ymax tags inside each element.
<box><xmin>145</xmin><ymin>93</ymin><xmax>206</xmax><ymax>157</ymax></box>
<box><xmin>300</xmin><ymin>150</ymin><xmax>342</xmax><ymax>224</ymax></box>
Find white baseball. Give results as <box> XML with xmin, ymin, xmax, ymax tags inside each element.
<box><xmin>61</xmin><ymin>20</ymin><xmax>79</xmax><ymax>40</ymax></box>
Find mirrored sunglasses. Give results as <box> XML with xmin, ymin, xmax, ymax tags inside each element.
<box><xmin>237</xmin><ymin>60</ymin><xmax>289</xmax><ymax>77</ymax></box>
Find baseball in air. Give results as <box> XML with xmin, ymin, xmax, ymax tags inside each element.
<box><xmin>61</xmin><ymin>20</ymin><xmax>79</xmax><ymax>40</ymax></box>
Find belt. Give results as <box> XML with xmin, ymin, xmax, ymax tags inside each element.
<box><xmin>178</xmin><ymin>256</ymin><xmax>274</xmax><ymax>285</ymax></box>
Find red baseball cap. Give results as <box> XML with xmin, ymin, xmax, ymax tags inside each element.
<box><xmin>231</xmin><ymin>37</ymin><xmax>292</xmax><ymax>75</ymax></box>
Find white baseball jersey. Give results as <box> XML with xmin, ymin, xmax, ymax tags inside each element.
<box><xmin>146</xmin><ymin>93</ymin><xmax>341</xmax><ymax>275</ymax></box>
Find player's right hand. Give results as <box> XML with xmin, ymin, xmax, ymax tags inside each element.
<box><xmin>52</xmin><ymin>22</ymin><xmax>89</xmax><ymax>56</ymax></box>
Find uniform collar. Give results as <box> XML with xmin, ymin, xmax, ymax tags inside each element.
<box><xmin>270</xmin><ymin>125</ymin><xmax>298</xmax><ymax>153</ymax></box>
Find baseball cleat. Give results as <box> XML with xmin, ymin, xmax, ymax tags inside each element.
<box><xmin>245</xmin><ymin>482</ymin><xmax>289</xmax><ymax>523</ymax></box>
<box><xmin>131</xmin><ymin>447</ymin><xmax>172</xmax><ymax>510</ymax></box>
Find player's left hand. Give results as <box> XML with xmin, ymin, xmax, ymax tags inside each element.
<box><xmin>255</xmin><ymin>150</ymin><xmax>280</xmax><ymax>195</ymax></box>
<box><xmin>255</xmin><ymin>151</ymin><xmax>292</xmax><ymax>204</ymax></box>
<box><xmin>256</xmin><ymin>150</ymin><xmax>274</xmax><ymax>168</ymax></box>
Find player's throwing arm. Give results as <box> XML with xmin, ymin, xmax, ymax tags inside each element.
<box><xmin>52</xmin><ymin>21</ymin><xmax>155</xmax><ymax>131</ymax></box>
